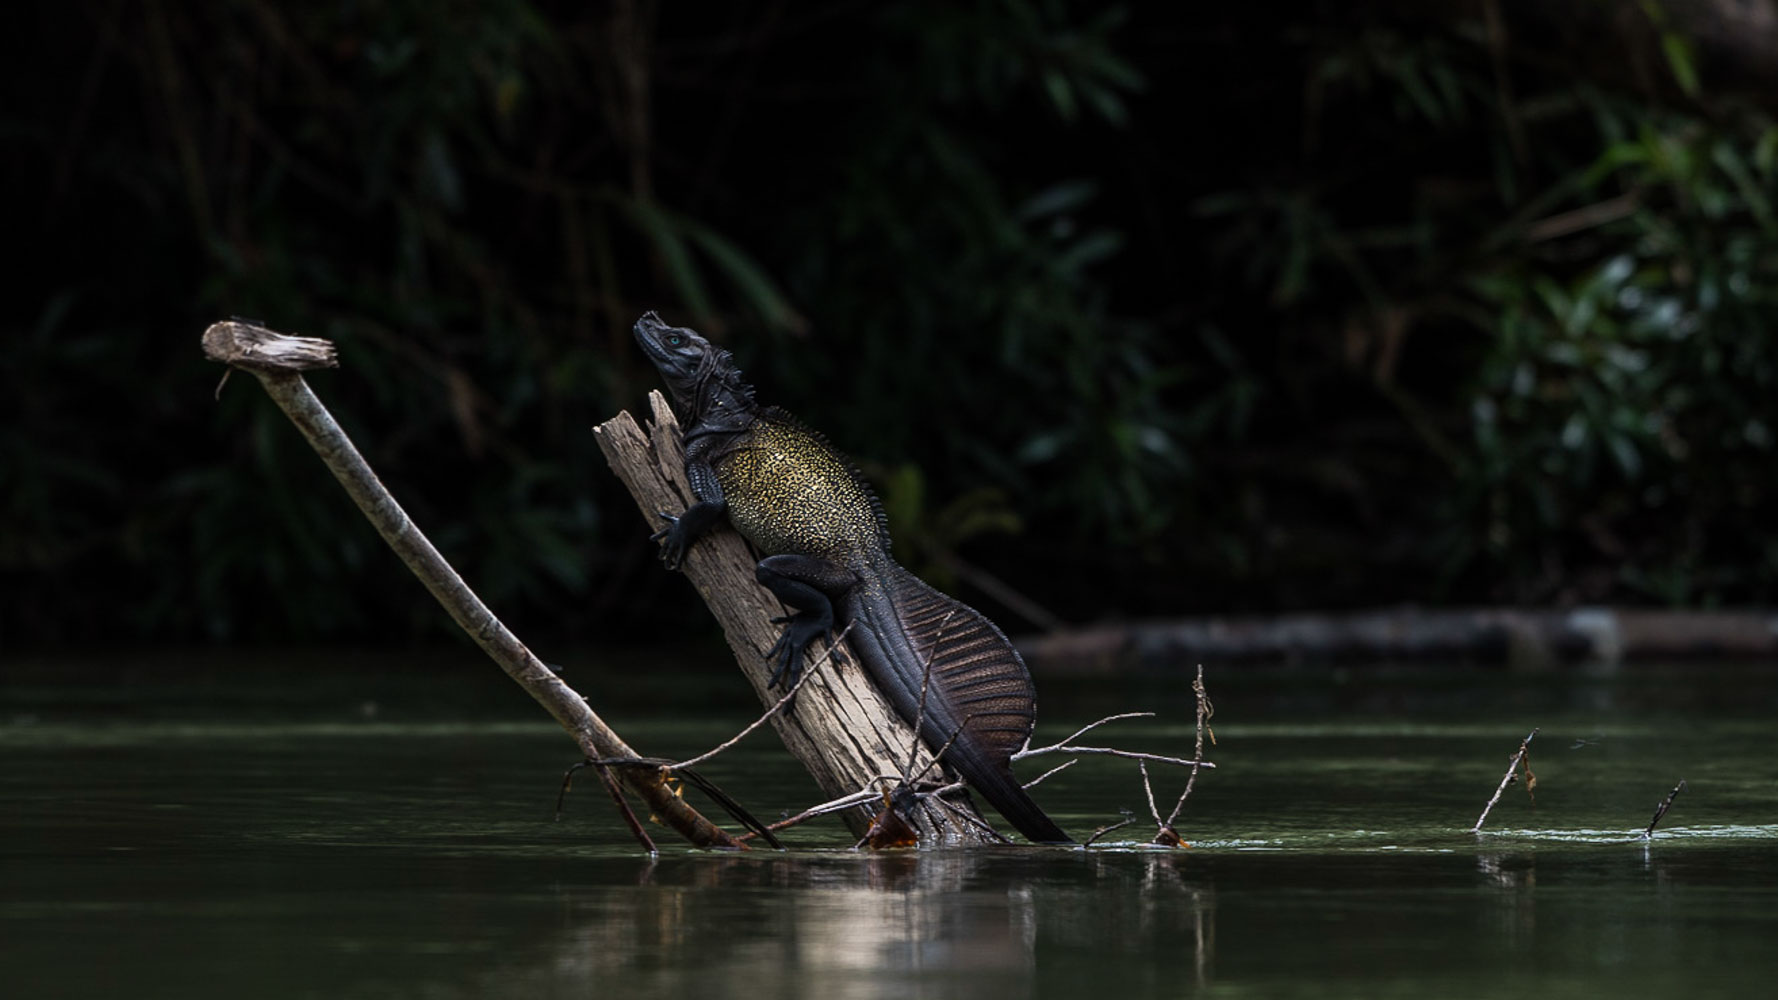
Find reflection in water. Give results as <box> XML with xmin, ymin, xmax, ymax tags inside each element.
<box><xmin>519</xmin><ymin>851</ymin><xmax>1216</xmax><ymax>999</ymax></box>
<box><xmin>1478</xmin><ymin>851</ymin><xmax>1538</xmax><ymax>951</ymax></box>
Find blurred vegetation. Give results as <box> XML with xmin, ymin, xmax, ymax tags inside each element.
<box><xmin>3</xmin><ymin>1</ymin><xmax>1775</xmax><ymax>647</ymax></box>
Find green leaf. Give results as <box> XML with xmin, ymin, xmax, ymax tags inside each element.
<box><xmin>1659</xmin><ymin>32</ymin><xmax>1701</xmax><ymax>98</ymax></box>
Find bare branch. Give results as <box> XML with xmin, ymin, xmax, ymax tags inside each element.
<box><xmin>1140</xmin><ymin>760</ymin><xmax>1162</xmax><ymax>827</ymax></box>
<box><xmin>1471</xmin><ymin>728</ymin><xmax>1540</xmax><ymax>833</ymax></box>
<box><xmin>1084</xmin><ymin>816</ymin><xmax>1137</xmax><ymax>847</ymax></box>
<box><xmin>1022</xmin><ymin>758</ymin><xmax>1079</xmax><ymax>790</ymax></box>
<box><xmin>930</xmin><ymin>794</ymin><xmax>1013</xmax><ymax>844</ymax></box>
<box><xmin>1019</xmin><ymin>744</ymin><xmax>1214</xmax><ymax>769</ymax></box>
<box><xmin>1015</xmin><ymin>712</ymin><xmax>1156</xmax><ymax>759</ymax></box>
<box><xmin>1164</xmin><ymin>663</ymin><xmax>1214</xmax><ymax>828</ymax></box>
<box><xmin>906</xmin><ymin>714</ymin><xmax>978</xmax><ymax>788</ymax></box>
<box><xmin>669</xmin><ymin>622</ymin><xmax>853</xmax><ymax>772</ymax></box>
<box><xmin>1643</xmin><ymin>779</ymin><xmax>1687</xmax><ymax>839</ymax></box>
<box><xmin>589</xmin><ymin>762</ymin><xmax>657</xmax><ymax>855</ymax></box>
<box><xmin>746</xmin><ymin>789</ymin><xmax>885</xmax><ymax>839</ymax></box>
<box><xmin>202</xmin><ymin>320</ymin><xmax>740</xmax><ymax>849</ymax></box>
<box><xmin>904</xmin><ymin>608</ymin><xmax>958</xmax><ymax>780</ymax></box>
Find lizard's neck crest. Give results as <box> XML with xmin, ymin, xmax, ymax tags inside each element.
<box><xmin>685</xmin><ymin>347</ymin><xmax>757</xmax><ymax>433</ymax></box>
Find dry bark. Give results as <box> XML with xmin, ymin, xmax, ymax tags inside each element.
<box><xmin>594</xmin><ymin>392</ymin><xmax>1000</xmax><ymax>845</ymax></box>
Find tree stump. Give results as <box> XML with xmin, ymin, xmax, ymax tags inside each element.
<box><xmin>595</xmin><ymin>392</ymin><xmax>999</xmax><ymax>845</ymax></box>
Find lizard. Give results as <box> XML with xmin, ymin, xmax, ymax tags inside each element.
<box><xmin>633</xmin><ymin>311</ymin><xmax>1072</xmax><ymax>844</ymax></box>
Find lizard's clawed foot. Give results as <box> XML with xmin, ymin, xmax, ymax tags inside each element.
<box><xmin>649</xmin><ymin>510</ymin><xmax>691</xmax><ymax>570</ymax></box>
<box><xmin>765</xmin><ymin>610</ymin><xmax>840</xmax><ymax>689</ymax></box>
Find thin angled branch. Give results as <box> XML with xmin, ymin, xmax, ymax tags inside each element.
<box><xmin>1017</xmin><ymin>744</ymin><xmax>1215</xmax><ymax>770</ymax></box>
<box><xmin>904</xmin><ymin>608</ymin><xmax>958</xmax><ymax>781</ymax></box>
<box><xmin>929</xmin><ymin>794</ymin><xmax>1013</xmax><ymax>844</ymax></box>
<box><xmin>590</xmin><ymin>762</ymin><xmax>657</xmax><ymax>855</ymax></box>
<box><xmin>670</xmin><ymin>622</ymin><xmax>853</xmax><ymax>772</ymax></box>
<box><xmin>201</xmin><ymin>319</ymin><xmax>741</xmax><ymax>850</ymax></box>
<box><xmin>1022</xmin><ymin>758</ymin><xmax>1079</xmax><ymax>790</ymax></box>
<box><xmin>1140</xmin><ymin>760</ymin><xmax>1161</xmax><ymax>826</ymax></box>
<box><xmin>1084</xmin><ymin>815</ymin><xmax>1137</xmax><ymax>847</ymax></box>
<box><xmin>906</xmin><ymin>713</ymin><xmax>979</xmax><ymax>788</ymax></box>
<box><xmin>1164</xmin><ymin>664</ymin><xmax>1215</xmax><ymax>828</ymax></box>
<box><xmin>1471</xmin><ymin>728</ymin><xmax>1540</xmax><ymax>833</ymax></box>
<box><xmin>558</xmin><ymin>753</ymin><xmax>785</xmax><ymax>849</ymax></box>
<box><xmin>1018</xmin><ymin>712</ymin><xmax>1156</xmax><ymax>757</ymax></box>
<box><xmin>1643</xmin><ymin>779</ymin><xmax>1687</xmax><ymax>839</ymax></box>
<box><xmin>759</xmin><ymin>789</ymin><xmax>885</xmax><ymax>832</ymax></box>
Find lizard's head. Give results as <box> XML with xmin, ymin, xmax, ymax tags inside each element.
<box><xmin>636</xmin><ymin>309</ymin><xmax>711</xmax><ymax>375</ymax></box>
<box><xmin>633</xmin><ymin>311</ymin><xmax>711</xmax><ymax>393</ymax></box>
<box><xmin>633</xmin><ymin>311</ymin><xmax>754</xmax><ymax>420</ymax></box>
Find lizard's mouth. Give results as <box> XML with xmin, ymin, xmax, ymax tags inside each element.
<box><xmin>633</xmin><ymin>311</ymin><xmax>709</xmax><ymax>397</ymax></box>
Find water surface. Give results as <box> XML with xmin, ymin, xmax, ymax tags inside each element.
<box><xmin>4</xmin><ymin>655</ymin><xmax>1775</xmax><ymax>998</ymax></box>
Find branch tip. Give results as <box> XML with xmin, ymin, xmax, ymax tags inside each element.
<box><xmin>202</xmin><ymin>319</ymin><xmax>339</xmax><ymax>373</ymax></box>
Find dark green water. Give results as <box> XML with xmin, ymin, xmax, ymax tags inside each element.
<box><xmin>4</xmin><ymin>656</ymin><xmax>1776</xmax><ymax>998</ymax></box>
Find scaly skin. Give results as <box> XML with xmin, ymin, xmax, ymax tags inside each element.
<box><xmin>633</xmin><ymin>312</ymin><xmax>1072</xmax><ymax>844</ymax></box>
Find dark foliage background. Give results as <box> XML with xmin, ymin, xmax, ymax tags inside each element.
<box><xmin>4</xmin><ymin>0</ymin><xmax>1775</xmax><ymax>647</ymax></box>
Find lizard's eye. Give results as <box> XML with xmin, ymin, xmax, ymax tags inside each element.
<box><xmin>667</xmin><ymin>334</ymin><xmax>683</xmax><ymax>347</ymax></box>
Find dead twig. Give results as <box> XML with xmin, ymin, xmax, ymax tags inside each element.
<box><xmin>1471</xmin><ymin>728</ymin><xmax>1539</xmax><ymax>833</ymax></box>
<box><xmin>1013</xmin><ymin>711</ymin><xmax>1212</xmax><ymax>771</ymax></box>
<box><xmin>1021</xmin><ymin>758</ymin><xmax>1079</xmax><ymax>790</ymax></box>
<box><xmin>1084</xmin><ymin>813</ymin><xmax>1137</xmax><ymax>847</ymax></box>
<box><xmin>558</xmin><ymin>755</ymin><xmax>787</xmax><ymax>849</ymax></box>
<box><xmin>1139</xmin><ymin>760</ymin><xmax>1161</xmax><ymax>826</ymax></box>
<box><xmin>1011</xmin><ymin>695</ymin><xmax>1216</xmax><ymax>844</ymax></box>
<box><xmin>746</xmin><ymin>789</ymin><xmax>887</xmax><ymax>840</ymax></box>
<box><xmin>1163</xmin><ymin>664</ymin><xmax>1216</xmax><ymax>830</ymax></box>
<box><xmin>903</xmin><ymin>608</ymin><xmax>958</xmax><ymax>782</ymax></box>
<box><xmin>589</xmin><ymin>762</ymin><xmax>657</xmax><ymax>855</ymax></box>
<box><xmin>1643</xmin><ymin>779</ymin><xmax>1687</xmax><ymax>839</ymax></box>
<box><xmin>1026</xmin><ymin>712</ymin><xmax>1156</xmax><ymax>754</ymax></box>
<box><xmin>1017</xmin><ymin>744</ymin><xmax>1214</xmax><ymax>770</ymax></box>
<box><xmin>669</xmin><ymin>622</ymin><xmax>852</xmax><ymax>773</ymax></box>
<box><xmin>201</xmin><ymin>319</ymin><xmax>741</xmax><ymax>850</ymax></box>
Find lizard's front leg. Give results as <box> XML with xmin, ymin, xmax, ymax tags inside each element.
<box><xmin>754</xmin><ymin>553</ymin><xmax>859</xmax><ymax>688</ymax></box>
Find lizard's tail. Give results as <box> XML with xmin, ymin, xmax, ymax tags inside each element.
<box><xmin>847</xmin><ymin>559</ymin><xmax>1074</xmax><ymax>845</ymax></box>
